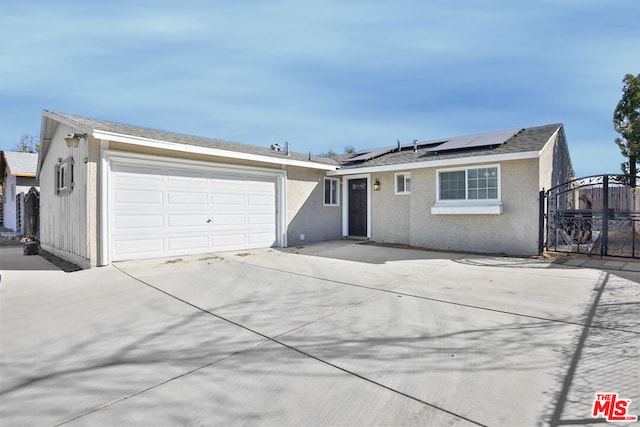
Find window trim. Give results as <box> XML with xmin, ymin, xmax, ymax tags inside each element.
<box><xmin>55</xmin><ymin>157</ymin><xmax>75</xmax><ymax>195</ymax></box>
<box><xmin>432</xmin><ymin>164</ymin><xmax>502</xmax><ymax>215</ymax></box>
<box><xmin>323</xmin><ymin>177</ymin><xmax>340</xmax><ymax>206</ymax></box>
<box><xmin>395</xmin><ymin>172</ymin><xmax>411</xmax><ymax>195</ymax></box>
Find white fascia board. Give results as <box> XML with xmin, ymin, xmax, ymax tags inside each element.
<box><xmin>92</xmin><ymin>130</ymin><xmax>338</xmax><ymax>171</ymax></box>
<box><xmin>328</xmin><ymin>151</ymin><xmax>540</xmax><ymax>176</ymax></box>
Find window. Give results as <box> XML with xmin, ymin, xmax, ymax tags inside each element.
<box><xmin>324</xmin><ymin>178</ymin><xmax>339</xmax><ymax>206</ymax></box>
<box><xmin>438</xmin><ymin>166</ymin><xmax>498</xmax><ymax>201</ymax></box>
<box><xmin>433</xmin><ymin>165</ymin><xmax>501</xmax><ymax>214</ymax></box>
<box><xmin>55</xmin><ymin>157</ymin><xmax>74</xmax><ymax>195</ymax></box>
<box><xmin>395</xmin><ymin>173</ymin><xmax>411</xmax><ymax>195</ymax></box>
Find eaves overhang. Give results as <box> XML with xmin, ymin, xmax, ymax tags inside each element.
<box><xmin>328</xmin><ymin>151</ymin><xmax>541</xmax><ymax>176</ymax></box>
<box><xmin>92</xmin><ymin>130</ymin><xmax>338</xmax><ymax>171</ymax></box>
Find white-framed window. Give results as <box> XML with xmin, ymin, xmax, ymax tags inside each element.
<box><xmin>395</xmin><ymin>172</ymin><xmax>411</xmax><ymax>195</ymax></box>
<box><xmin>55</xmin><ymin>157</ymin><xmax>74</xmax><ymax>195</ymax></box>
<box><xmin>433</xmin><ymin>165</ymin><xmax>502</xmax><ymax>214</ymax></box>
<box><xmin>324</xmin><ymin>177</ymin><xmax>340</xmax><ymax>206</ymax></box>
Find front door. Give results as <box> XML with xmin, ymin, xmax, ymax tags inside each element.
<box><xmin>348</xmin><ymin>178</ymin><xmax>367</xmax><ymax>237</ymax></box>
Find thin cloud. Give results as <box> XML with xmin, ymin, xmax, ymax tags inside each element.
<box><xmin>0</xmin><ymin>0</ymin><xmax>638</xmax><ymax>176</ymax></box>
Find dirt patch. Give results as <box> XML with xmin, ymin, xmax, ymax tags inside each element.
<box><xmin>165</xmin><ymin>258</ymin><xmax>184</xmax><ymax>264</ymax></box>
<box><xmin>235</xmin><ymin>252</ymin><xmax>252</xmax><ymax>257</ymax></box>
<box><xmin>198</xmin><ymin>256</ymin><xmax>224</xmax><ymax>262</ymax></box>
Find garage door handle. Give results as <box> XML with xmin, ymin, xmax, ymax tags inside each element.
<box><xmin>207</xmin><ymin>219</ymin><xmax>212</xmax><ymax>223</ymax></box>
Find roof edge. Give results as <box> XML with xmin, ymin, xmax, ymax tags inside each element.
<box><xmin>93</xmin><ymin>130</ymin><xmax>339</xmax><ymax>171</ymax></box>
<box><xmin>328</xmin><ymin>151</ymin><xmax>540</xmax><ymax>176</ymax></box>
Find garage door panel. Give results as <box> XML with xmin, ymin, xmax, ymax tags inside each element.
<box><xmin>210</xmin><ymin>174</ymin><xmax>246</xmax><ymax>189</ymax></box>
<box><xmin>210</xmin><ymin>193</ymin><xmax>245</xmax><ymax>207</ymax></box>
<box><xmin>167</xmin><ymin>191</ymin><xmax>208</xmax><ymax>205</ymax></box>
<box><xmin>211</xmin><ymin>214</ymin><xmax>246</xmax><ymax>226</ymax></box>
<box><xmin>165</xmin><ymin>169</ymin><xmax>208</xmax><ymax>182</ymax></box>
<box><xmin>114</xmin><ymin>189</ymin><xmax>164</xmax><ymax>204</ymax></box>
<box><xmin>248</xmin><ymin>232</ymin><xmax>276</xmax><ymax>244</ymax></box>
<box><xmin>167</xmin><ymin>214</ymin><xmax>209</xmax><ymax>228</ymax></box>
<box><xmin>110</xmin><ymin>161</ymin><xmax>278</xmax><ymax>262</ymax></box>
<box><xmin>248</xmin><ymin>214</ymin><xmax>275</xmax><ymax>225</ymax></box>
<box><xmin>211</xmin><ymin>234</ymin><xmax>246</xmax><ymax>249</ymax></box>
<box><xmin>114</xmin><ymin>238</ymin><xmax>164</xmax><ymax>256</ymax></box>
<box><xmin>114</xmin><ymin>214</ymin><xmax>164</xmax><ymax>229</ymax></box>
<box><xmin>247</xmin><ymin>194</ymin><xmax>275</xmax><ymax>207</ymax></box>
<box><xmin>167</xmin><ymin>236</ymin><xmax>209</xmax><ymax>252</ymax></box>
<box><xmin>112</xmin><ymin>165</ymin><xmax>164</xmax><ymax>183</ymax></box>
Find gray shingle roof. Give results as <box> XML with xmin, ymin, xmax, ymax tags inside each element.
<box><xmin>2</xmin><ymin>151</ymin><xmax>38</xmax><ymax>175</ymax></box>
<box><xmin>44</xmin><ymin>112</ymin><xmax>561</xmax><ymax>171</ymax></box>
<box><xmin>340</xmin><ymin>123</ymin><xmax>563</xmax><ymax>169</ymax></box>
<box><xmin>46</xmin><ymin>111</ymin><xmax>341</xmax><ymax>166</ymax></box>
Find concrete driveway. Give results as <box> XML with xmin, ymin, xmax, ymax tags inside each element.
<box><xmin>1</xmin><ymin>241</ymin><xmax>638</xmax><ymax>426</ymax></box>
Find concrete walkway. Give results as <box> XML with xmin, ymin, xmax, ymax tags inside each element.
<box><xmin>1</xmin><ymin>242</ymin><xmax>638</xmax><ymax>426</ymax></box>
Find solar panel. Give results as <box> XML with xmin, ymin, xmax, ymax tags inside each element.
<box><xmin>347</xmin><ymin>146</ymin><xmax>395</xmax><ymax>162</ymax></box>
<box><xmin>426</xmin><ymin>128</ymin><xmax>522</xmax><ymax>153</ymax></box>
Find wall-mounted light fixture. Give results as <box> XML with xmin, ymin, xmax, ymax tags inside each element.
<box><xmin>373</xmin><ymin>179</ymin><xmax>381</xmax><ymax>191</ymax></box>
<box><xmin>64</xmin><ymin>133</ymin><xmax>88</xmax><ymax>148</ymax></box>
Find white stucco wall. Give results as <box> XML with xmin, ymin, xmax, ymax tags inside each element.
<box><xmin>369</xmin><ymin>159</ymin><xmax>542</xmax><ymax>255</ymax></box>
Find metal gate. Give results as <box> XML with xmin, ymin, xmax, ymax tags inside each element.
<box><xmin>543</xmin><ymin>174</ymin><xmax>640</xmax><ymax>258</ymax></box>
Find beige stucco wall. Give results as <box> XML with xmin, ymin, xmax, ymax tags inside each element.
<box><xmin>368</xmin><ymin>159</ymin><xmax>542</xmax><ymax>255</ymax></box>
<box><xmin>286</xmin><ymin>166</ymin><xmax>342</xmax><ymax>246</ymax></box>
<box><xmin>538</xmin><ymin>127</ymin><xmax>573</xmax><ymax>192</ymax></box>
<box><xmin>371</xmin><ymin>171</ymin><xmax>410</xmax><ymax>244</ymax></box>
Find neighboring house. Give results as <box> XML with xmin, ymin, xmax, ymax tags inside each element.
<box><xmin>37</xmin><ymin>111</ymin><xmax>342</xmax><ymax>268</ymax></box>
<box><xmin>1</xmin><ymin>151</ymin><xmax>39</xmax><ymax>233</ymax></box>
<box><xmin>329</xmin><ymin>124</ymin><xmax>573</xmax><ymax>256</ymax></box>
<box><xmin>37</xmin><ymin>111</ymin><xmax>572</xmax><ymax>268</ymax></box>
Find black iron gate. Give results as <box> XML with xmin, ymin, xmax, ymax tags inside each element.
<box><xmin>543</xmin><ymin>174</ymin><xmax>639</xmax><ymax>258</ymax></box>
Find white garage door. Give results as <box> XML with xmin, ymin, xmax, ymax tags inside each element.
<box><xmin>110</xmin><ymin>162</ymin><xmax>277</xmax><ymax>261</ymax></box>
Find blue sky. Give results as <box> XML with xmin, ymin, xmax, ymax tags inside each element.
<box><xmin>1</xmin><ymin>0</ymin><xmax>638</xmax><ymax>177</ymax></box>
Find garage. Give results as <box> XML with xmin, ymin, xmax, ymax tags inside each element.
<box><xmin>109</xmin><ymin>158</ymin><xmax>281</xmax><ymax>261</ymax></box>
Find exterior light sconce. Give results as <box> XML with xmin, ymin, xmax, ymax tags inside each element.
<box><xmin>64</xmin><ymin>133</ymin><xmax>88</xmax><ymax>148</ymax></box>
<box><xmin>373</xmin><ymin>179</ymin><xmax>381</xmax><ymax>191</ymax></box>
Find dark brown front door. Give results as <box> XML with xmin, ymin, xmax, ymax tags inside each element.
<box><xmin>348</xmin><ymin>178</ymin><xmax>367</xmax><ymax>237</ymax></box>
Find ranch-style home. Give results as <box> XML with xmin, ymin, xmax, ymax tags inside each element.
<box><xmin>37</xmin><ymin>111</ymin><xmax>572</xmax><ymax>268</ymax></box>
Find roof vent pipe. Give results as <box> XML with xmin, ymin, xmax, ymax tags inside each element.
<box><xmin>397</xmin><ymin>139</ymin><xmax>401</xmax><ymax>152</ymax></box>
<box><xmin>285</xmin><ymin>141</ymin><xmax>290</xmax><ymax>156</ymax></box>
<box><xmin>413</xmin><ymin>140</ymin><xmax>418</xmax><ymax>153</ymax></box>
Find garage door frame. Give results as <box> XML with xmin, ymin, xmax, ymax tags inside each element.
<box><xmin>99</xmin><ymin>149</ymin><xmax>287</xmax><ymax>265</ymax></box>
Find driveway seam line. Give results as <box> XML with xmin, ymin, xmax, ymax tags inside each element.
<box><xmin>548</xmin><ymin>272</ymin><xmax>609</xmax><ymax>427</ymax></box>
<box><xmin>55</xmin><ymin>340</ymin><xmax>267</xmax><ymax>426</ymax></box>
<box><xmin>111</xmin><ymin>265</ymin><xmax>488</xmax><ymax>427</ymax></box>
<box><xmin>232</xmin><ymin>259</ymin><xmax>639</xmax><ymax>335</ymax></box>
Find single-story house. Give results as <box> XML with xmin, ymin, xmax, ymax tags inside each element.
<box><xmin>328</xmin><ymin>124</ymin><xmax>573</xmax><ymax>255</ymax></box>
<box><xmin>1</xmin><ymin>151</ymin><xmax>39</xmax><ymax>233</ymax></box>
<box><xmin>37</xmin><ymin>111</ymin><xmax>572</xmax><ymax>268</ymax></box>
